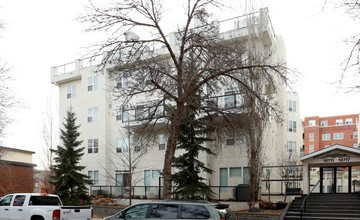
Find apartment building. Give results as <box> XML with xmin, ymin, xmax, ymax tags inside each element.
<box><xmin>50</xmin><ymin>8</ymin><xmax>300</xmax><ymax>199</ymax></box>
<box><xmin>303</xmin><ymin>114</ymin><xmax>359</xmax><ymax>155</ymax></box>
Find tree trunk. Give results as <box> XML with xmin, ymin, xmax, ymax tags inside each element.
<box><xmin>162</xmin><ymin>105</ymin><xmax>183</xmax><ymax>199</ymax></box>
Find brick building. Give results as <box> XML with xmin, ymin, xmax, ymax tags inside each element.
<box><xmin>303</xmin><ymin>114</ymin><xmax>359</xmax><ymax>155</ymax></box>
<box><xmin>0</xmin><ymin>146</ymin><xmax>36</xmax><ymax>196</ymax></box>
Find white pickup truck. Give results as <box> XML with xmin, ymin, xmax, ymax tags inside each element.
<box><xmin>0</xmin><ymin>193</ymin><xmax>93</xmax><ymax>220</ymax></box>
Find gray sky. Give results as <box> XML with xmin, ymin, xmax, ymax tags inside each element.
<box><xmin>0</xmin><ymin>0</ymin><xmax>359</xmax><ymax>167</ymax></box>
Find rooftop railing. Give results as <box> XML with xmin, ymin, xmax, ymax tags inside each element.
<box><xmin>52</xmin><ymin>8</ymin><xmax>274</xmax><ymax>78</ymax></box>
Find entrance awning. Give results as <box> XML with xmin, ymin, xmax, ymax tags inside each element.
<box><xmin>301</xmin><ymin>144</ymin><xmax>360</xmax><ymax>194</ymax></box>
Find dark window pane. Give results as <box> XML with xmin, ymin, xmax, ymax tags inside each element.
<box><xmin>149</xmin><ymin>204</ymin><xmax>178</xmax><ymax>219</ymax></box>
<box><xmin>29</xmin><ymin>196</ymin><xmax>62</xmax><ymax>206</ymax></box>
<box><xmin>181</xmin><ymin>204</ymin><xmax>210</xmax><ymax>219</ymax></box>
<box><xmin>13</xmin><ymin>195</ymin><xmax>26</xmax><ymax>206</ymax></box>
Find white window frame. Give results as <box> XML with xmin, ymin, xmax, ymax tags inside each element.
<box><xmin>224</xmin><ymin>91</ymin><xmax>236</xmax><ymax>108</ymax></box>
<box><xmin>309</xmin><ymin>145</ymin><xmax>314</xmax><ymax>153</ymax></box>
<box><xmin>116</xmin><ymin>138</ymin><xmax>129</xmax><ymax>153</ymax></box>
<box><xmin>288</xmin><ymin>121</ymin><xmax>297</xmax><ymax>132</ymax></box>
<box><xmin>354</xmin><ymin>131</ymin><xmax>358</xmax><ymax>139</ymax></box>
<box><xmin>321</xmin><ymin>120</ymin><xmax>328</xmax><ymax>127</ymax></box>
<box><xmin>346</xmin><ymin>118</ymin><xmax>353</xmax><ymax>124</ymax></box>
<box><xmin>159</xmin><ymin>134</ymin><xmax>166</xmax><ymax>150</ymax></box>
<box><xmin>333</xmin><ymin>133</ymin><xmax>344</xmax><ymax>140</ymax></box>
<box><xmin>336</xmin><ymin>119</ymin><xmax>343</xmax><ymax>125</ymax></box>
<box><xmin>88</xmin><ymin>139</ymin><xmax>99</xmax><ymax>153</ymax></box>
<box><xmin>288</xmin><ymin>100</ymin><xmax>296</xmax><ymax>112</ymax></box>
<box><xmin>67</xmin><ymin>84</ymin><xmax>76</xmax><ymax>99</ymax></box>
<box><xmin>354</xmin><ymin>143</ymin><xmax>359</xmax><ymax>148</ymax></box>
<box><xmin>309</xmin><ymin>133</ymin><xmax>314</xmax><ymax>141</ymax></box>
<box><xmin>229</xmin><ymin>167</ymin><xmax>242</xmax><ymax>178</ymax></box>
<box><xmin>287</xmin><ymin>141</ymin><xmax>296</xmax><ymax>154</ymax></box>
<box><xmin>88</xmin><ymin>76</ymin><xmax>99</xmax><ymax>91</ymax></box>
<box><xmin>322</xmin><ymin>134</ymin><xmax>331</xmax><ymax>141</ymax></box>
<box><xmin>116</xmin><ymin>76</ymin><xmax>128</xmax><ymax>88</ymax></box>
<box><xmin>308</xmin><ymin>120</ymin><xmax>316</xmax><ymax>127</ymax></box>
<box><xmin>88</xmin><ymin>170</ymin><xmax>99</xmax><ymax>185</ymax></box>
<box><xmin>88</xmin><ymin>107</ymin><xmax>99</xmax><ymax>123</ymax></box>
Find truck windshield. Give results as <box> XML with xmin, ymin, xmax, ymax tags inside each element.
<box><xmin>29</xmin><ymin>196</ymin><xmax>62</xmax><ymax>206</ymax></box>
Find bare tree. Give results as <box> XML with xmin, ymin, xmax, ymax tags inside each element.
<box><xmin>0</xmin><ymin>18</ymin><xmax>16</xmax><ymax>138</ymax></box>
<box><xmin>80</xmin><ymin>0</ymin><xmax>289</xmax><ymax>199</ymax></box>
<box><xmin>103</xmin><ymin>122</ymin><xmax>148</xmax><ymax>206</ymax></box>
<box><xmin>41</xmin><ymin>96</ymin><xmax>58</xmax><ymax>169</ymax></box>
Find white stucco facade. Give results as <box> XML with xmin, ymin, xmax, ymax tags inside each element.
<box><xmin>50</xmin><ymin>8</ymin><xmax>301</xmax><ymax>200</ymax></box>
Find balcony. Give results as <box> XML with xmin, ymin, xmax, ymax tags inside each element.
<box><xmin>117</xmin><ymin>92</ymin><xmax>244</xmax><ymax>127</ymax></box>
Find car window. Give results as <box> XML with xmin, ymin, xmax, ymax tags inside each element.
<box><xmin>0</xmin><ymin>195</ymin><xmax>13</xmax><ymax>206</ymax></box>
<box><xmin>149</xmin><ymin>204</ymin><xmax>179</xmax><ymax>219</ymax></box>
<box><xmin>29</xmin><ymin>196</ymin><xmax>62</xmax><ymax>206</ymax></box>
<box><xmin>124</xmin><ymin>204</ymin><xmax>149</xmax><ymax>219</ymax></box>
<box><xmin>13</xmin><ymin>195</ymin><xmax>26</xmax><ymax>206</ymax></box>
<box><xmin>181</xmin><ymin>204</ymin><xmax>211</xmax><ymax>219</ymax></box>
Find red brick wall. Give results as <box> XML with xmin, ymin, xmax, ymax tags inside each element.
<box><xmin>303</xmin><ymin>114</ymin><xmax>358</xmax><ymax>154</ymax></box>
<box><xmin>0</xmin><ymin>162</ymin><xmax>34</xmax><ymax>196</ymax></box>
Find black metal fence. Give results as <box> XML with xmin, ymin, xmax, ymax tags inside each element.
<box><xmin>90</xmin><ymin>186</ymin><xmax>241</xmax><ymax>201</ymax></box>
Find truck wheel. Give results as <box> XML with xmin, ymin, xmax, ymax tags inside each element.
<box><xmin>31</xmin><ymin>216</ymin><xmax>44</xmax><ymax>220</ymax></box>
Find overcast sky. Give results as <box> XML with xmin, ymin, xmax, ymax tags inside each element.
<box><xmin>0</xmin><ymin>0</ymin><xmax>359</xmax><ymax>167</ymax></box>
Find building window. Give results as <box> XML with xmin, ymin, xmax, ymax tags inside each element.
<box><xmin>346</xmin><ymin>118</ymin><xmax>353</xmax><ymax>124</ymax></box>
<box><xmin>321</xmin><ymin>120</ymin><xmax>328</xmax><ymax>127</ymax></box>
<box><xmin>220</xmin><ymin>168</ymin><xmax>228</xmax><ymax>187</ymax></box>
<box><xmin>309</xmin><ymin>145</ymin><xmax>314</xmax><ymax>153</ymax></box>
<box><xmin>88</xmin><ymin>107</ymin><xmax>99</xmax><ymax>122</ymax></box>
<box><xmin>144</xmin><ymin>170</ymin><xmax>151</xmax><ymax>186</ymax></box>
<box><xmin>152</xmin><ymin>170</ymin><xmax>161</xmax><ymax>179</ymax></box>
<box><xmin>354</xmin><ymin>132</ymin><xmax>358</xmax><ymax>139</ymax></box>
<box><xmin>224</xmin><ymin>91</ymin><xmax>236</xmax><ymax>108</ymax></box>
<box><xmin>229</xmin><ymin>167</ymin><xmax>241</xmax><ymax>178</ymax></box>
<box><xmin>287</xmin><ymin>141</ymin><xmax>296</xmax><ymax>154</ymax></box>
<box><xmin>67</xmin><ymin>84</ymin><xmax>76</xmax><ymax>99</ymax></box>
<box><xmin>226</xmin><ymin>130</ymin><xmax>244</xmax><ymax>146</ymax></box>
<box><xmin>88</xmin><ymin>170</ymin><xmax>99</xmax><ymax>185</ymax></box>
<box><xmin>116</xmin><ymin>138</ymin><xmax>129</xmax><ymax>153</ymax></box>
<box><xmin>322</xmin><ymin>134</ymin><xmax>331</xmax><ymax>141</ymax></box>
<box><xmin>88</xmin><ymin>139</ymin><xmax>99</xmax><ymax>153</ymax></box>
<box><xmin>133</xmin><ymin>136</ymin><xmax>141</xmax><ymax>152</ymax></box>
<box><xmin>88</xmin><ymin>76</ymin><xmax>98</xmax><ymax>91</ymax></box>
<box><xmin>159</xmin><ymin>134</ymin><xmax>166</xmax><ymax>150</ymax></box>
<box><xmin>354</xmin><ymin>143</ymin><xmax>359</xmax><ymax>148</ymax></box>
<box><xmin>334</xmin><ymin>133</ymin><xmax>344</xmax><ymax>140</ymax></box>
<box><xmin>309</xmin><ymin>133</ymin><xmax>314</xmax><ymax>141</ymax></box>
<box><xmin>336</xmin><ymin>119</ymin><xmax>343</xmax><ymax>125</ymax></box>
<box><xmin>116</xmin><ymin>106</ymin><xmax>129</xmax><ymax>122</ymax></box>
<box><xmin>308</xmin><ymin>120</ymin><xmax>316</xmax><ymax>127</ymax></box>
<box><xmin>288</xmin><ymin>100</ymin><xmax>296</xmax><ymax>112</ymax></box>
<box><xmin>116</xmin><ymin>76</ymin><xmax>128</xmax><ymax>88</ymax></box>
<box><xmin>288</xmin><ymin>121</ymin><xmax>297</xmax><ymax>132</ymax></box>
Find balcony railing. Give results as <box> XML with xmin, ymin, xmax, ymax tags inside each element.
<box><xmin>52</xmin><ymin>8</ymin><xmax>274</xmax><ymax>78</ymax></box>
<box><xmin>117</xmin><ymin>93</ymin><xmax>244</xmax><ymax>123</ymax></box>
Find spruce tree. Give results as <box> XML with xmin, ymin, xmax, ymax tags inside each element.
<box><xmin>51</xmin><ymin>109</ymin><xmax>91</xmax><ymax>205</ymax></box>
<box><xmin>172</xmin><ymin>108</ymin><xmax>215</xmax><ymax>200</ymax></box>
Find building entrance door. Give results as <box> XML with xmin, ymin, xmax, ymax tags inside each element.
<box><xmin>319</xmin><ymin>166</ymin><xmax>351</xmax><ymax>193</ymax></box>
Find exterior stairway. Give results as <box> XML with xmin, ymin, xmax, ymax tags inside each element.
<box><xmin>284</xmin><ymin>193</ymin><xmax>360</xmax><ymax>220</ymax></box>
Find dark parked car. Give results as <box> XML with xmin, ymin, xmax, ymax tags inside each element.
<box><xmin>103</xmin><ymin>200</ymin><xmax>238</xmax><ymax>220</ymax></box>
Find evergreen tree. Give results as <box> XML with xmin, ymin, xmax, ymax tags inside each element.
<box><xmin>172</xmin><ymin>107</ymin><xmax>215</xmax><ymax>200</ymax></box>
<box><xmin>51</xmin><ymin>109</ymin><xmax>91</xmax><ymax>205</ymax></box>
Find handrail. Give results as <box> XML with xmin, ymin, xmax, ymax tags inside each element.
<box><xmin>300</xmin><ymin>180</ymin><xmax>320</xmax><ymax>220</ymax></box>
<box><xmin>353</xmin><ymin>179</ymin><xmax>360</xmax><ymax>192</ymax></box>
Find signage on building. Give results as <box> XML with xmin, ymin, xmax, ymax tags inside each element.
<box><xmin>322</xmin><ymin>153</ymin><xmax>350</xmax><ymax>163</ymax></box>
